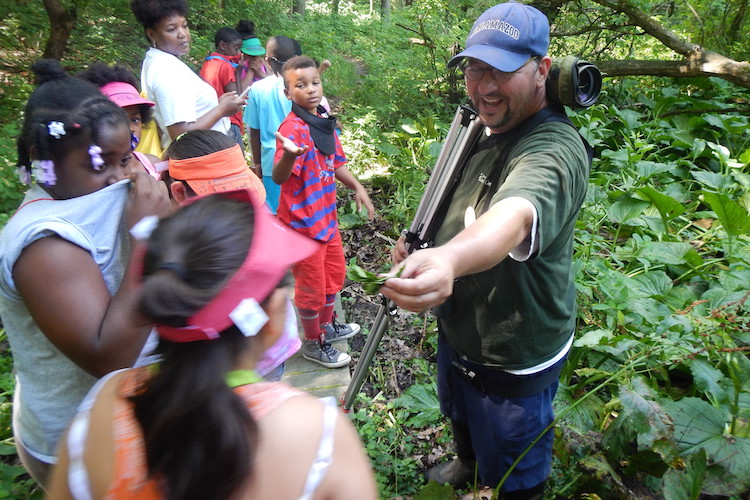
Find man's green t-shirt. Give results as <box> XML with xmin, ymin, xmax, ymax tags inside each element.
<box><xmin>435</xmin><ymin>117</ymin><xmax>590</xmax><ymax>370</ymax></box>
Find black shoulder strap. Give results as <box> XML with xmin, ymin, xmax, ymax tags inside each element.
<box><xmin>479</xmin><ymin>106</ymin><xmax>593</xmax><ymax>214</ymax></box>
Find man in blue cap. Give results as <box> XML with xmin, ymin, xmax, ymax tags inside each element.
<box><xmin>382</xmin><ymin>2</ymin><xmax>591</xmax><ymax>497</ymax></box>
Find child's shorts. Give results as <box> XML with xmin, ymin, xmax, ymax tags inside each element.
<box><xmin>292</xmin><ymin>230</ymin><xmax>345</xmax><ymax>311</ymax></box>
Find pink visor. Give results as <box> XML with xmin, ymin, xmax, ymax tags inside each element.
<box><xmin>100</xmin><ymin>81</ymin><xmax>154</xmax><ymax>108</ymax></box>
<box><xmin>155</xmin><ymin>188</ymin><xmax>319</xmax><ymax>342</ymax></box>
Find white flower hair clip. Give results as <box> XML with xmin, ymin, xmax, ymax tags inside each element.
<box><xmin>47</xmin><ymin>121</ymin><xmax>66</xmax><ymax>139</ymax></box>
<box><xmin>88</xmin><ymin>145</ymin><xmax>105</xmax><ymax>171</ymax></box>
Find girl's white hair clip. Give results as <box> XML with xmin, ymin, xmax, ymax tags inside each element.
<box><xmin>48</xmin><ymin>121</ymin><xmax>66</xmax><ymax>139</ymax></box>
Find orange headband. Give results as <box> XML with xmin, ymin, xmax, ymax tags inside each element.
<box><xmin>168</xmin><ymin>144</ymin><xmax>247</xmax><ymax>181</ymax></box>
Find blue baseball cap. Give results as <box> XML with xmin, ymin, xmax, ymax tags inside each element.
<box><xmin>448</xmin><ymin>2</ymin><xmax>550</xmax><ymax>72</ymax></box>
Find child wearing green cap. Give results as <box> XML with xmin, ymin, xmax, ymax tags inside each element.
<box><xmin>238</xmin><ymin>37</ymin><xmax>269</xmax><ymax>90</ymax></box>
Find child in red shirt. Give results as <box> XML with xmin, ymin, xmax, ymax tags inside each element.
<box><xmin>273</xmin><ymin>56</ymin><xmax>375</xmax><ymax>369</ymax></box>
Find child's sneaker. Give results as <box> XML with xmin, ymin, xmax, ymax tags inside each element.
<box><xmin>322</xmin><ymin>320</ymin><xmax>360</xmax><ymax>341</ymax></box>
<box><xmin>302</xmin><ymin>340</ymin><xmax>351</xmax><ymax>368</ymax></box>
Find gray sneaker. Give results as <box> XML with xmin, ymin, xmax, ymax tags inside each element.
<box><xmin>322</xmin><ymin>320</ymin><xmax>360</xmax><ymax>341</ymax></box>
<box><xmin>302</xmin><ymin>340</ymin><xmax>351</xmax><ymax>368</ymax></box>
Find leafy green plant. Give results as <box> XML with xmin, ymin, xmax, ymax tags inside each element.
<box><xmin>374</xmin><ymin>114</ymin><xmax>445</xmax><ymax>229</ymax></box>
<box><xmin>2</xmin><ymin>0</ymin><xmax>750</xmax><ymax>498</ymax></box>
<box><xmin>346</xmin><ymin>260</ymin><xmax>403</xmax><ymax>294</ymax></box>
<box><xmin>351</xmin><ymin>394</ymin><xmax>425</xmax><ymax>498</ymax></box>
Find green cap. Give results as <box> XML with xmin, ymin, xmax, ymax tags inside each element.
<box><xmin>241</xmin><ymin>38</ymin><xmax>265</xmax><ymax>56</ymax></box>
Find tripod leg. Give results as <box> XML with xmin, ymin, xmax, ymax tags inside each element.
<box><xmin>341</xmin><ymin>300</ymin><xmax>391</xmax><ymax>412</ymax></box>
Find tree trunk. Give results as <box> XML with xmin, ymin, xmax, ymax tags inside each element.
<box><xmin>332</xmin><ymin>0</ymin><xmax>340</xmax><ymax>15</ymax></box>
<box><xmin>292</xmin><ymin>0</ymin><xmax>305</xmax><ymax>16</ymax></box>
<box><xmin>596</xmin><ymin>51</ymin><xmax>750</xmax><ymax>88</ymax></box>
<box><xmin>727</xmin><ymin>0</ymin><xmax>748</xmax><ymax>45</ymax></box>
<box><xmin>42</xmin><ymin>0</ymin><xmax>78</xmax><ymax>60</ymax></box>
<box><xmin>587</xmin><ymin>0</ymin><xmax>750</xmax><ymax>89</ymax></box>
<box><xmin>381</xmin><ymin>0</ymin><xmax>391</xmax><ymax>22</ymax></box>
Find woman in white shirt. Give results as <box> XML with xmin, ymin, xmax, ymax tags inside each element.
<box><xmin>130</xmin><ymin>0</ymin><xmax>244</xmax><ymax>148</ymax></box>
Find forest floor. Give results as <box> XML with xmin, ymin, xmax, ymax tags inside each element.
<box><xmin>340</xmin><ymin>214</ymin><xmax>431</xmax><ymax>401</ymax></box>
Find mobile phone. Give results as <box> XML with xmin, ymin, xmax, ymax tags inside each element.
<box><xmin>238</xmin><ymin>85</ymin><xmax>251</xmax><ymax>99</ymax></box>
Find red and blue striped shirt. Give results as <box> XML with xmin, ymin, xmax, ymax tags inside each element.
<box><xmin>274</xmin><ymin>112</ymin><xmax>347</xmax><ymax>242</ymax></box>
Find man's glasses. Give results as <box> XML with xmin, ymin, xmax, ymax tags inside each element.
<box><xmin>459</xmin><ymin>57</ymin><xmax>537</xmax><ymax>83</ymax></box>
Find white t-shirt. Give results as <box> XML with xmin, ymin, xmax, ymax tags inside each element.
<box><xmin>141</xmin><ymin>47</ymin><xmax>230</xmax><ymax>148</ymax></box>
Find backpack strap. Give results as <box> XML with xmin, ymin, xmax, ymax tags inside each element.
<box><xmin>479</xmin><ymin>106</ymin><xmax>593</xmax><ymax>214</ymax></box>
<box><xmin>205</xmin><ymin>54</ymin><xmax>239</xmax><ymax>68</ymax></box>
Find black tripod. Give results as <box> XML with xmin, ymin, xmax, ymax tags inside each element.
<box><xmin>341</xmin><ymin>105</ymin><xmax>483</xmax><ymax>412</ymax></box>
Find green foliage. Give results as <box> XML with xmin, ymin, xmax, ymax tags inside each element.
<box><xmin>0</xmin><ymin>461</ymin><xmax>43</xmax><ymax>499</ymax></box>
<box><xmin>0</xmin><ymin>70</ymin><xmax>32</xmax><ymax>228</ymax></box>
<box><xmin>0</xmin><ymin>331</ymin><xmax>40</xmax><ymax>498</ymax></box>
<box><xmin>351</xmin><ymin>395</ymin><xmax>425</xmax><ymax>498</ymax></box>
<box><xmin>374</xmin><ymin>113</ymin><xmax>445</xmax><ymax>230</ymax></box>
<box><xmin>346</xmin><ymin>259</ymin><xmax>403</xmax><ymax>294</ymax></box>
<box><xmin>2</xmin><ymin>0</ymin><xmax>750</xmax><ymax>498</ymax></box>
<box><xmin>560</xmin><ymin>80</ymin><xmax>750</xmax><ymax>494</ymax></box>
<box><xmin>337</xmin><ymin>200</ymin><xmax>371</xmax><ymax>230</ymax></box>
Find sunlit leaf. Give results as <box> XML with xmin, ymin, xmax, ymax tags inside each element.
<box><xmin>691</xmin><ymin>171</ymin><xmax>728</xmax><ymax>190</ymax></box>
<box><xmin>635</xmin><ymin>161</ymin><xmax>672</xmax><ymax>180</ymax></box>
<box><xmin>394</xmin><ymin>383</ymin><xmax>441</xmax><ymax>427</ymax></box>
<box><xmin>401</xmin><ymin>123</ymin><xmax>419</xmax><ymax>134</ymax></box>
<box><xmin>574</xmin><ymin>328</ymin><xmax>611</xmax><ymax>347</ymax></box>
<box><xmin>703</xmin><ymin>114</ymin><xmax>727</xmax><ymax>131</ymax></box>
<box><xmin>614</xmin><ymin>108</ymin><xmax>642</xmax><ymax>130</ymax></box>
<box><xmin>665</xmin><ymin>397</ymin><xmax>750</xmax><ymax>482</ymax></box>
<box><xmin>636</xmin><ymin>186</ymin><xmax>685</xmax><ymax>221</ymax></box>
<box><xmin>690</xmin><ymin>359</ymin><xmax>729</xmax><ymax>407</ymax></box>
<box><xmin>691</xmin><ymin>140</ymin><xmax>706</xmax><ymax>159</ymax></box>
<box><xmin>628</xmin><ymin>297</ymin><xmax>671</xmax><ymax>325</ymax></box>
<box><xmin>633</xmin><ymin>271</ymin><xmax>672</xmax><ymax>298</ymax></box>
<box><xmin>636</xmin><ymin>241</ymin><xmax>693</xmax><ymax>266</ymax></box>
<box><xmin>702</xmin><ymin>191</ymin><xmax>750</xmax><ymax>236</ymax></box>
<box><xmin>608</xmin><ymin>196</ymin><xmax>650</xmax><ymax>224</ymax></box>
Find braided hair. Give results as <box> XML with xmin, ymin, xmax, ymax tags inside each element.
<box><xmin>17</xmin><ymin>59</ymin><xmax>129</xmax><ymax>186</ymax></box>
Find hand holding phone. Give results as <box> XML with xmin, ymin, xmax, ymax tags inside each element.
<box><xmin>238</xmin><ymin>85</ymin><xmax>251</xmax><ymax>100</ymax></box>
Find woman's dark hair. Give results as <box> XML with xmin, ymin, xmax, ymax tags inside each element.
<box><xmin>235</xmin><ymin>20</ymin><xmax>257</xmax><ymax>40</ymax></box>
<box><xmin>266</xmin><ymin>35</ymin><xmax>300</xmax><ymax>74</ymax></box>
<box><xmin>214</xmin><ymin>27</ymin><xmax>241</xmax><ymax>47</ymax></box>
<box><xmin>130</xmin><ymin>0</ymin><xmax>188</xmax><ymax>30</ymax></box>
<box><xmin>17</xmin><ymin>59</ymin><xmax>129</xmax><ymax>178</ymax></box>
<box><xmin>133</xmin><ymin>195</ymin><xmax>257</xmax><ymax>500</ymax></box>
<box><xmin>167</xmin><ymin>129</ymin><xmax>236</xmax><ymax>160</ymax></box>
<box><xmin>75</xmin><ymin>63</ymin><xmax>153</xmax><ymax>125</ymax></box>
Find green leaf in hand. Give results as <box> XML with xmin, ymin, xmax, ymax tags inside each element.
<box><xmin>346</xmin><ymin>263</ymin><xmax>404</xmax><ymax>295</ymax></box>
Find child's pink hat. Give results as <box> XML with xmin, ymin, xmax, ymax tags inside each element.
<box><xmin>100</xmin><ymin>81</ymin><xmax>154</xmax><ymax>108</ymax></box>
